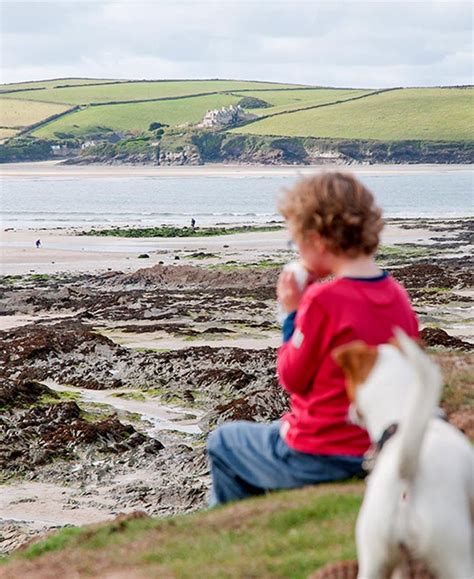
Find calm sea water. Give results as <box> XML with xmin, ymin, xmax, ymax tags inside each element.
<box><xmin>1</xmin><ymin>170</ymin><xmax>473</xmax><ymax>229</ymax></box>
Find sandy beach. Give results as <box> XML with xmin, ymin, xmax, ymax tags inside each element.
<box><xmin>0</xmin><ymin>222</ymin><xmax>450</xmax><ymax>276</ymax></box>
<box><xmin>2</xmin><ymin>160</ymin><xmax>473</xmax><ymax>179</ymax></box>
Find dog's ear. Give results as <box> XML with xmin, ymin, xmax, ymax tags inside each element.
<box><xmin>390</xmin><ymin>334</ymin><xmax>426</xmax><ymax>351</ymax></box>
<box><xmin>333</xmin><ymin>341</ymin><xmax>378</xmax><ymax>401</ymax></box>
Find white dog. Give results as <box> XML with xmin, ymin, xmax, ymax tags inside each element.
<box><xmin>333</xmin><ymin>329</ymin><xmax>474</xmax><ymax>579</ymax></box>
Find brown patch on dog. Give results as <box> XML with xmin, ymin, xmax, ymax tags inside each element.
<box><xmin>389</xmin><ymin>336</ymin><xmax>401</xmax><ymax>350</ymax></box>
<box><xmin>333</xmin><ymin>341</ymin><xmax>378</xmax><ymax>400</ymax></box>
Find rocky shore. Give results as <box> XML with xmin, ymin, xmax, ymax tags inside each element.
<box><xmin>1</xmin><ymin>218</ymin><xmax>473</xmax><ymax>556</ymax></box>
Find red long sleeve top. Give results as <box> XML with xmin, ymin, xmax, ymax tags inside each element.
<box><xmin>277</xmin><ymin>274</ymin><xmax>419</xmax><ymax>457</ymax></box>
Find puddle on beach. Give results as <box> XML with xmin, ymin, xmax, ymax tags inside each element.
<box><xmin>101</xmin><ymin>330</ymin><xmax>281</xmax><ymax>351</ymax></box>
<box><xmin>0</xmin><ymin>312</ymin><xmax>78</xmax><ymax>331</ymax></box>
<box><xmin>417</xmin><ymin>301</ymin><xmax>474</xmax><ymax>345</ymax></box>
<box><xmin>95</xmin><ymin>318</ymin><xmax>281</xmax><ymax>351</ymax></box>
<box><xmin>0</xmin><ymin>384</ymin><xmax>206</xmax><ymax>537</ymax></box>
<box><xmin>44</xmin><ymin>380</ymin><xmax>203</xmax><ymax>436</ymax></box>
<box><xmin>0</xmin><ymin>481</ymin><xmax>117</xmax><ymax>527</ymax></box>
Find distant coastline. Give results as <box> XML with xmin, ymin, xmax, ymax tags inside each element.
<box><xmin>2</xmin><ymin>80</ymin><xmax>473</xmax><ymax>165</ymax></box>
<box><xmin>1</xmin><ymin>159</ymin><xmax>473</xmax><ymax>179</ymax></box>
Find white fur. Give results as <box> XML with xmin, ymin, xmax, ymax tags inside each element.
<box><xmin>353</xmin><ymin>330</ymin><xmax>474</xmax><ymax>579</ymax></box>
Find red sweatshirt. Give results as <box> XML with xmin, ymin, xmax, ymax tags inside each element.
<box><xmin>277</xmin><ymin>274</ymin><xmax>419</xmax><ymax>456</ymax></box>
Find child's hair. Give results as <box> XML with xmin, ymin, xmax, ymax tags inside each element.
<box><xmin>278</xmin><ymin>171</ymin><xmax>384</xmax><ymax>257</ymax></box>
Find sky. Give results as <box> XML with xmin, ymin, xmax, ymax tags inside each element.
<box><xmin>1</xmin><ymin>0</ymin><xmax>472</xmax><ymax>88</ymax></box>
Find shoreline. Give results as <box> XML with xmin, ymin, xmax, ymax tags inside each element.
<box><xmin>1</xmin><ymin>159</ymin><xmax>473</xmax><ymax>179</ymax></box>
<box><xmin>0</xmin><ymin>220</ymin><xmax>454</xmax><ymax>276</ymax></box>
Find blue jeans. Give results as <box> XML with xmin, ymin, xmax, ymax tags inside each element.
<box><xmin>207</xmin><ymin>420</ymin><xmax>365</xmax><ymax>506</ymax></box>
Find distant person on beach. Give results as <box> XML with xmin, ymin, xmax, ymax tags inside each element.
<box><xmin>207</xmin><ymin>171</ymin><xmax>419</xmax><ymax>506</ymax></box>
<box><xmin>35</xmin><ymin>239</ymin><xmax>41</xmax><ymax>248</ymax></box>
<box><xmin>191</xmin><ymin>218</ymin><xmax>196</xmax><ymax>229</ymax></box>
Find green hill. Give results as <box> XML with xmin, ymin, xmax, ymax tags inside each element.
<box><xmin>0</xmin><ymin>79</ymin><xmax>307</xmax><ymax>105</ymax></box>
<box><xmin>1</xmin><ymin>78</ymin><xmax>473</xmax><ymax>163</ymax></box>
<box><xmin>0</xmin><ymin>483</ymin><xmax>362</xmax><ymax>578</ymax></box>
<box><xmin>233</xmin><ymin>88</ymin><xmax>474</xmax><ymax>142</ymax></box>
<box><xmin>226</xmin><ymin>88</ymin><xmax>370</xmax><ymax>116</ymax></box>
<box><xmin>0</xmin><ymin>128</ymin><xmax>20</xmax><ymax>140</ymax></box>
<box><xmin>32</xmin><ymin>93</ymin><xmax>244</xmax><ymax>138</ymax></box>
<box><xmin>0</xmin><ymin>98</ymin><xmax>71</xmax><ymax>130</ymax></box>
<box><xmin>30</xmin><ymin>88</ymin><xmax>372</xmax><ymax>138</ymax></box>
<box><xmin>0</xmin><ymin>77</ymin><xmax>127</xmax><ymax>93</ymax></box>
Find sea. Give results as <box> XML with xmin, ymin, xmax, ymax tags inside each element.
<box><xmin>1</xmin><ymin>168</ymin><xmax>473</xmax><ymax>230</ymax></box>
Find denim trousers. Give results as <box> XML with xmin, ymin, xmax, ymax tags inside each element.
<box><xmin>207</xmin><ymin>420</ymin><xmax>365</xmax><ymax>506</ymax></box>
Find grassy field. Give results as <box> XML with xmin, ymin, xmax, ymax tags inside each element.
<box><xmin>31</xmin><ymin>89</ymin><xmax>372</xmax><ymax>137</ymax></box>
<box><xmin>234</xmin><ymin>88</ymin><xmax>474</xmax><ymax>141</ymax></box>
<box><xmin>0</xmin><ymin>128</ymin><xmax>19</xmax><ymax>140</ymax></box>
<box><xmin>1</xmin><ymin>81</ymin><xmax>472</xmax><ymax>145</ymax></box>
<box><xmin>1</xmin><ymin>483</ymin><xmax>362</xmax><ymax>578</ymax></box>
<box><xmin>0</xmin><ymin>78</ymin><xmax>127</xmax><ymax>93</ymax></box>
<box><xmin>0</xmin><ymin>98</ymin><xmax>71</xmax><ymax>128</ymax></box>
<box><xmin>235</xmin><ymin>88</ymin><xmax>370</xmax><ymax>116</ymax></box>
<box><xmin>0</xmin><ymin>80</ymin><xmax>307</xmax><ymax>106</ymax></box>
<box><xmin>32</xmin><ymin>93</ymin><xmax>244</xmax><ymax>137</ymax></box>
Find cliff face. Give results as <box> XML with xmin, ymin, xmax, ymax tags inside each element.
<box><xmin>88</xmin><ymin>133</ymin><xmax>474</xmax><ymax>165</ymax></box>
<box><xmin>2</xmin><ymin>131</ymin><xmax>473</xmax><ymax>165</ymax></box>
<box><xmin>214</xmin><ymin>135</ymin><xmax>474</xmax><ymax>165</ymax></box>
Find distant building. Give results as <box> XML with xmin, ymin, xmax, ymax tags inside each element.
<box><xmin>51</xmin><ymin>144</ymin><xmax>69</xmax><ymax>155</ymax></box>
<box><xmin>80</xmin><ymin>140</ymin><xmax>97</xmax><ymax>150</ymax></box>
<box><xmin>198</xmin><ymin>105</ymin><xmax>257</xmax><ymax>129</ymax></box>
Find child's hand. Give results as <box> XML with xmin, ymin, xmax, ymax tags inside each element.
<box><xmin>277</xmin><ymin>270</ymin><xmax>305</xmax><ymax>313</ymax></box>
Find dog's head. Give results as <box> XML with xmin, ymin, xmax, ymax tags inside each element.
<box><xmin>332</xmin><ymin>329</ymin><xmax>419</xmax><ymax>429</ymax></box>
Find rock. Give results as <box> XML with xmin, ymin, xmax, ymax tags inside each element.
<box><xmin>159</xmin><ymin>145</ymin><xmax>202</xmax><ymax>166</ymax></box>
<box><xmin>420</xmin><ymin>327</ymin><xmax>473</xmax><ymax>350</ymax></box>
<box><xmin>0</xmin><ymin>383</ymin><xmax>164</xmax><ymax>474</ymax></box>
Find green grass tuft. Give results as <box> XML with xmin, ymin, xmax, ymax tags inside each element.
<box><xmin>83</xmin><ymin>225</ymin><xmax>283</xmax><ymax>238</ymax></box>
<box><xmin>20</xmin><ymin>527</ymin><xmax>85</xmax><ymax>560</ymax></box>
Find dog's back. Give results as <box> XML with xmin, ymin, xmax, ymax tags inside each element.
<box><xmin>336</xmin><ymin>332</ymin><xmax>474</xmax><ymax>578</ymax></box>
<box><xmin>363</xmin><ymin>417</ymin><xmax>474</xmax><ymax>577</ymax></box>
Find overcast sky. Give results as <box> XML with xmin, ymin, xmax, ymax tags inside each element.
<box><xmin>1</xmin><ymin>0</ymin><xmax>472</xmax><ymax>87</ymax></box>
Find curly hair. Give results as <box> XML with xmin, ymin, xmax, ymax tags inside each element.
<box><xmin>278</xmin><ymin>172</ymin><xmax>384</xmax><ymax>257</ymax></box>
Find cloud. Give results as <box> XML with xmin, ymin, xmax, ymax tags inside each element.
<box><xmin>1</xmin><ymin>0</ymin><xmax>472</xmax><ymax>86</ymax></box>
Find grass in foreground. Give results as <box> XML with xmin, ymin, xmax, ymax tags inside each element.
<box><xmin>83</xmin><ymin>224</ymin><xmax>283</xmax><ymax>238</ymax></box>
<box><xmin>436</xmin><ymin>351</ymin><xmax>474</xmax><ymax>414</ymax></box>
<box><xmin>2</xmin><ymin>483</ymin><xmax>362</xmax><ymax>578</ymax></box>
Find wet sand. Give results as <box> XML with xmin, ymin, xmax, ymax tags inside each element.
<box><xmin>0</xmin><ymin>223</ymin><xmax>445</xmax><ymax>276</ymax></box>
<box><xmin>2</xmin><ymin>160</ymin><xmax>472</xmax><ymax>179</ymax></box>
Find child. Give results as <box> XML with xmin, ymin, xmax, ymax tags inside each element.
<box><xmin>207</xmin><ymin>172</ymin><xmax>419</xmax><ymax>506</ymax></box>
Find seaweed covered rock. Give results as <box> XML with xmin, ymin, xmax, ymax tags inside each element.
<box><xmin>421</xmin><ymin>327</ymin><xmax>473</xmax><ymax>351</ymax></box>
<box><xmin>0</xmin><ymin>379</ymin><xmax>53</xmax><ymax>409</ymax></box>
<box><xmin>0</xmin><ymin>379</ymin><xmax>163</xmax><ymax>474</ymax></box>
